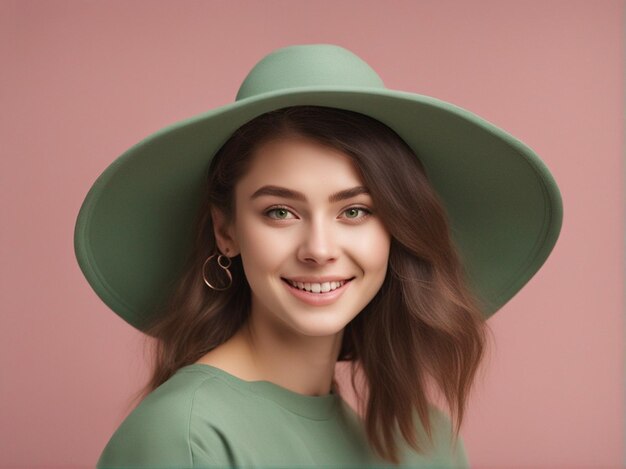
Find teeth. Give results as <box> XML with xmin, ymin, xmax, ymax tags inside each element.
<box><xmin>288</xmin><ymin>279</ymin><xmax>347</xmax><ymax>293</ymax></box>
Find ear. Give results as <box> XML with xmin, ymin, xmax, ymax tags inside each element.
<box><xmin>210</xmin><ymin>207</ymin><xmax>240</xmax><ymax>257</ymax></box>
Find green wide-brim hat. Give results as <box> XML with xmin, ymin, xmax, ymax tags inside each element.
<box><xmin>74</xmin><ymin>43</ymin><xmax>563</xmax><ymax>332</ymax></box>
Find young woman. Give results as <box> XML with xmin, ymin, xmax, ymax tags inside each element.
<box><xmin>75</xmin><ymin>44</ymin><xmax>563</xmax><ymax>468</ymax></box>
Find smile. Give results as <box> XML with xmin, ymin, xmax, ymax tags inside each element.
<box><xmin>280</xmin><ymin>277</ymin><xmax>354</xmax><ymax>306</ymax></box>
<box><xmin>283</xmin><ymin>279</ymin><xmax>350</xmax><ymax>293</ymax></box>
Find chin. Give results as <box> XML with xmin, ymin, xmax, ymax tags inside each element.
<box><xmin>286</xmin><ymin>314</ymin><xmax>352</xmax><ymax>338</ymax></box>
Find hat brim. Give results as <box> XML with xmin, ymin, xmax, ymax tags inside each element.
<box><xmin>74</xmin><ymin>86</ymin><xmax>563</xmax><ymax>331</ymax></box>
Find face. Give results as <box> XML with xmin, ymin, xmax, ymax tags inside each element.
<box><xmin>214</xmin><ymin>136</ymin><xmax>391</xmax><ymax>339</ymax></box>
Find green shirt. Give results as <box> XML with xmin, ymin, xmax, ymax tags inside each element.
<box><xmin>97</xmin><ymin>363</ymin><xmax>469</xmax><ymax>468</ymax></box>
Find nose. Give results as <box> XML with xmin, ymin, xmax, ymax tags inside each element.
<box><xmin>297</xmin><ymin>215</ymin><xmax>339</xmax><ymax>265</ymax></box>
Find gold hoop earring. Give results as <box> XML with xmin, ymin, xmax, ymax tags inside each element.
<box><xmin>202</xmin><ymin>250</ymin><xmax>233</xmax><ymax>290</ymax></box>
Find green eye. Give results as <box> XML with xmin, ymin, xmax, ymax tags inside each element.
<box><xmin>267</xmin><ymin>207</ymin><xmax>293</xmax><ymax>219</ymax></box>
<box><xmin>344</xmin><ymin>207</ymin><xmax>371</xmax><ymax>219</ymax></box>
<box><xmin>266</xmin><ymin>206</ymin><xmax>371</xmax><ymax>221</ymax></box>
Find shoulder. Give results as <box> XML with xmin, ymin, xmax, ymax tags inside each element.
<box><xmin>96</xmin><ymin>366</ymin><xmax>235</xmax><ymax>469</ymax></box>
<box><xmin>424</xmin><ymin>404</ymin><xmax>469</xmax><ymax>468</ymax></box>
<box><xmin>395</xmin><ymin>404</ymin><xmax>470</xmax><ymax>468</ymax></box>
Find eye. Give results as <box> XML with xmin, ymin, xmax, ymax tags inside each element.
<box><xmin>265</xmin><ymin>206</ymin><xmax>296</xmax><ymax>220</ymax></box>
<box><xmin>342</xmin><ymin>207</ymin><xmax>372</xmax><ymax>221</ymax></box>
<box><xmin>264</xmin><ymin>205</ymin><xmax>373</xmax><ymax>222</ymax></box>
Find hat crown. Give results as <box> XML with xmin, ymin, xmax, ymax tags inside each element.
<box><xmin>235</xmin><ymin>44</ymin><xmax>386</xmax><ymax>101</ymax></box>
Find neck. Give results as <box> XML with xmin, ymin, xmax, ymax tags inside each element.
<box><xmin>234</xmin><ymin>314</ymin><xmax>343</xmax><ymax>397</ymax></box>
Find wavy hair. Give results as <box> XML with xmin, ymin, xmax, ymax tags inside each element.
<box><xmin>127</xmin><ymin>105</ymin><xmax>492</xmax><ymax>465</ymax></box>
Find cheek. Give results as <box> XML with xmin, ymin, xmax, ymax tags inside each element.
<box><xmin>236</xmin><ymin>218</ymin><xmax>292</xmax><ymax>268</ymax></box>
<box><xmin>351</xmin><ymin>223</ymin><xmax>391</xmax><ymax>268</ymax></box>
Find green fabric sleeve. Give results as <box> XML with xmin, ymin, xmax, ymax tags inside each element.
<box><xmin>96</xmin><ymin>377</ymin><xmax>229</xmax><ymax>468</ymax></box>
<box><xmin>430</xmin><ymin>406</ymin><xmax>470</xmax><ymax>468</ymax></box>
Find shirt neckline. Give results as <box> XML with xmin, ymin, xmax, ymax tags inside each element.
<box><xmin>178</xmin><ymin>363</ymin><xmax>341</xmax><ymax>420</ymax></box>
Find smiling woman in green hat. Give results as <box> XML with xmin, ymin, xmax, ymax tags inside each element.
<box><xmin>75</xmin><ymin>44</ymin><xmax>563</xmax><ymax>468</ymax></box>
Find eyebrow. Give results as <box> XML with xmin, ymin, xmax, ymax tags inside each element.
<box><xmin>250</xmin><ymin>185</ymin><xmax>371</xmax><ymax>203</ymax></box>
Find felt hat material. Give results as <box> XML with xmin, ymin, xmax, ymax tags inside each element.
<box><xmin>74</xmin><ymin>44</ymin><xmax>563</xmax><ymax>331</ymax></box>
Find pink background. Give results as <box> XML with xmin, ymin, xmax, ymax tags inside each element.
<box><xmin>2</xmin><ymin>1</ymin><xmax>623</xmax><ymax>467</ymax></box>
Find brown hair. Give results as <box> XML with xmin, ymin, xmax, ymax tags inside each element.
<box><xmin>128</xmin><ymin>105</ymin><xmax>492</xmax><ymax>465</ymax></box>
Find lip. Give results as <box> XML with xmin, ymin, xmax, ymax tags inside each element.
<box><xmin>283</xmin><ymin>275</ymin><xmax>355</xmax><ymax>283</ymax></box>
<box><xmin>281</xmin><ymin>277</ymin><xmax>353</xmax><ymax>306</ymax></box>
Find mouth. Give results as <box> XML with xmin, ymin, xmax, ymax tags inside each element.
<box><xmin>280</xmin><ymin>277</ymin><xmax>355</xmax><ymax>294</ymax></box>
<box><xmin>280</xmin><ymin>276</ymin><xmax>355</xmax><ymax>306</ymax></box>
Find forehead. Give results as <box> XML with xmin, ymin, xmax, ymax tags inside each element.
<box><xmin>236</xmin><ymin>137</ymin><xmax>366</xmax><ymax>197</ymax></box>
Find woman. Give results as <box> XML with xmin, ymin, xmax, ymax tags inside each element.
<box><xmin>75</xmin><ymin>44</ymin><xmax>563</xmax><ymax>468</ymax></box>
